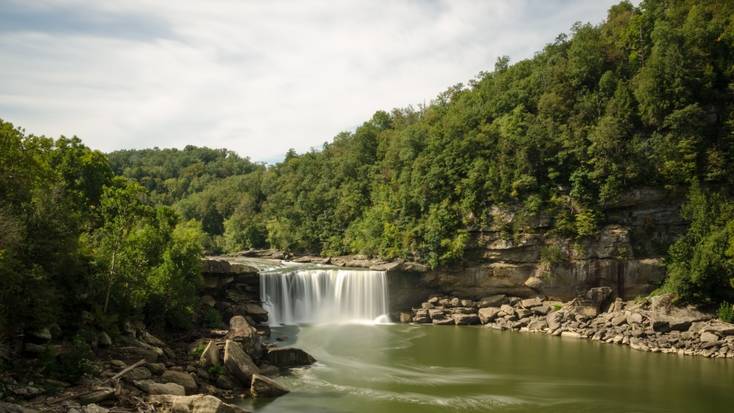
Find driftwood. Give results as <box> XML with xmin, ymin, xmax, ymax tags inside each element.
<box><xmin>43</xmin><ymin>358</ymin><xmax>147</xmax><ymax>406</ymax></box>
<box><xmin>109</xmin><ymin>358</ymin><xmax>146</xmax><ymax>382</ymax></box>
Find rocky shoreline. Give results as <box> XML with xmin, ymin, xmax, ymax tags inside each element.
<box><xmin>402</xmin><ymin>288</ymin><xmax>734</xmax><ymax>360</ymax></box>
<box><xmin>0</xmin><ymin>264</ymin><xmax>315</xmax><ymax>413</ymax></box>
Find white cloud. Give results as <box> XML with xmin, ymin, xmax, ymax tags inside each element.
<box><xmin>0</xmin><ymin>0</ymin><xmax>626</xmax><ymax>162</ymax></box>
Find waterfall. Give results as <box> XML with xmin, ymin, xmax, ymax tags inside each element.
<box><xmin>260</xmin><ymin>267</ymin><xmax>390</xmax><ymax>325</ymax></box>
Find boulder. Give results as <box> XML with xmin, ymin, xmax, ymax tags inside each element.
<box><xmin>478</xmin><ymin>295</ymin><xmax>507</xmax><ymax>308</ymax></box>
<box><xmin>199</xmin><ymin>340</ymin><xmax>220</xmax><ymax>367</ymax></box>
<box><xmin>124</xmin><ymin>367</ymin><xmax>152</xmax><ymax>381</ymax></box>
<box><xmin>527</xmin><ymin>319</ymin><xmax>548</xmax><ymax>331</ymax></box>
<box><xmin>223</xmin><ymin>340</ymin><xmax>260</xmax><ymax>384</ymax></box>
<box><xmin>701</xmin><ymin>321</ymin><xmax>734</xmax><ymax>337</ymax></box>
<box><xmin>161</xmin><ymin>370</ymin><xmax>198</xmax><ymax>394</ymax></box>
<box><xmin>520</xmin><ymin>297</ymin><xmax>543</xmax><ymax>309</ymax></box>
<box><xmin>399</xmin><ymin>312</ymin><xmax>412</xmax><ymax>323</ymax></box>
<box><xmin>700</xmin><ymin>331</ymin><xmax>720</xmax><ymax>343</ymax></box>
<box><xmin>561</xmin><ymin>331</ymin><xmax>583</xmax><ymax>339</ymax></box>
<box><xmin>432</xmin><ymin>318</ymin><xmax>454</xmax><ymax>325</ymax></box>
<box><xmin>478</xmin><ymin>307</ymin><xmax>501</xmax><ymax>324</ymax></box>
<box><xmin>202</xmin><ymin>295</ymin><xmax>217</xmax><ymax>307</ymax></box>
<box><xmin>244</xmin><ymin>304</ymin><xmax>269</xmax><ymax>323</ymax></box>
<box><xmin>428</xmin><ymin>309</ymin><xmax>446</xmax><ymax>319</ymax></box>
<box><xmin>148</xmin><ymin>394</ymin><xmax>250</xmax><ymax>413</ymax></box>
<box><xmin>547</xmin><ymin>311</ymin><xmax>564</xmax><ymax>331</ymax></box>
<box><xmin>524</xmin><ymin>276</ymin><xmax>544</xmax><ymax>290</ymax></box>
<box><xmin>250</xmin><ymin>374</ymin><xmax>289</xmax><ymax>398</ymax></box>
<box><xmin>651</xmin><ymin>306</ymin><xmax>711</xmax><ymax>332</ymax></box>
<box><xmin>627</xmin><ymin>312</ymin><xmax>644</xmax><ymax>324</ymax></box>
<box><xmin>266</xmin><ymin>347</ymin><xmax>316</xmax><ymax>368</ymax></box>
<box><xmin>500</xmin><ymin>304</ymin><xmax>515</xmax><ymax>316</ymax></box>
<box><xmin>532</xmin><ymin>305</ymin><xmax>551</xmax><ymax>316</ymax></box>
<box><xmin>227</xmin><ymin>316</ymin><xmax>261</xmax><ymax>356</ymax></box>
<box><xmin>134</xmin><ymin>380</ymin><xmax>186</xmax><ymax>396</ymax></box>
<box><xmin>452</xmin><ymin>313</ymin><xmax>480</xmax><ymax>325</ymax></box>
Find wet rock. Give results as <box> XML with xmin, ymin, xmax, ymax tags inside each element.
<box><xmin>148</xmin><ymin>394</ymin><xmax>250</xmax><ymax>413</ymax></box>
<box><xmin>399</xmin><ymin>312</ymin><xmax>412</xmax><ymax>323</ymax></box>
<box><xmin>250</xmin><ymin>374</ymin><xmax>289</xmax><ymax>398</ymax></box>
<box><xmin>161</xmin><ymin>370</ymin><xmax>198</xmax><ymax>394</ymax></box>
<box><xmin>224</xmin><ymin>340</ymin><xmax>260</xmax><ymax>384</ymax></box>
<box><xmin>266</xmin><ymin>347</ymin><xmax>316</xmax><ymax>368</ymax></box>
<box><xmin>244</xmin><ymin>304</ymin><xmax>269</xmax><ymax>323</ymax></box>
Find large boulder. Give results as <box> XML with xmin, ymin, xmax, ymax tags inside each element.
<box><xmin>266</xmin><ymin>347</ymin><xmax>316</xmax><ymax>368</ymax></box>
<box><xmin>223</xmin><ymin>340</ymin><xmax>260</xmax><ymax>384</ymax></box>
<box><xmin>161</xmin><ymin>370</ymin><xmax>198</xmax><ymax>395</ymax></box>
<box><xmin>148</xmin><ymin>394</ymin><xmax>250</xmax><ymax>413</ymax></box>
<box><xmin>227</xmin><ymin>316</ymin><xmax>261</xmax><ymax>356</ymax></box>
<box><xmin>244</xmin><ymin>304</ymin><xmax>269</xmax><ymax>323</ymax></box>
<box><xmin>650</xmin><ymin>303</ymin><xmax>711</xmax><ymax>332</ymax></box>
<box><xmin>478</xmin><ymin>307</ymin><xmax>501</xmax><ymax>324</ymax></box>
<box><xmin>250</xmin><ymin>374</ymin><xmax>289</xmax><ymax>398</ymax></box>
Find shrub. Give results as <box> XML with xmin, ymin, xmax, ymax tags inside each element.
<box><xmin>718</xmin><ymin>302</ymin><xmax>734</xmax><ymax>323</ymax></box>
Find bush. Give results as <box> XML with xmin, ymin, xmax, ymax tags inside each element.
<box><xmin>718</xmin><ymin>302</ymin><xmax>734</xmax><ymax>323</ymax></box>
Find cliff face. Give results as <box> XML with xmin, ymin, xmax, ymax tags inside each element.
<box><xmin>387</xmin><ymin>188</ymin><xmax>686</xmax><ymax>311</ymax></box>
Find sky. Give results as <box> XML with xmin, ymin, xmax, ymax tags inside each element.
<box><xmin>0</xmin><ymin>0</ymin><xmax>627</xmax><ymax>163</ymax></box>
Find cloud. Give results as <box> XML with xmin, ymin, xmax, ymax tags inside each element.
<box><xmin>0</xmin><ymin>0</ymin><xmax>627</xmax><ymax>162</ymax></box>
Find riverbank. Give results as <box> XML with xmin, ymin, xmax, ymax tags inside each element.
<box><xmin>402</xmin><ymin>288</ymin><xmax>734</xmax><ymax>359</ymax></box>
<box><xmin>0</xmin><ymin>264</ymin><xmax>314</xmax><ymax>413</ymax></box>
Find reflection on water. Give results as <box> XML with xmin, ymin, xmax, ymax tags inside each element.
<box><xmin>241</xmin><ymin>325</ymin><xmax>733</xmax><ymax>413</ymax></box>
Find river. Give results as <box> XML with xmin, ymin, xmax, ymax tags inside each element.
<box><xmin>241</xmin><ymin>323</ymin><xmax>733</xmax><ymax>413</ymax></box>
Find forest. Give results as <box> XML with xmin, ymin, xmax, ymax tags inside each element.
<box><xmin>2</xmin><ymin>0</ymin><xmax>734</xmax><ymax>345</ymax></box>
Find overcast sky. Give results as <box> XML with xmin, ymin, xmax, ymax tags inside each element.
<box><xmin>0</xmin><ymin>0</ymin><xmax>626</xmax><ymax>163</ymax></box>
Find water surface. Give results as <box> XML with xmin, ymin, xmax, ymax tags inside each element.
<box><xmin>242</xmin><ymin>324</ymin><xmax>733</xmax><ymax>413</ymax></box>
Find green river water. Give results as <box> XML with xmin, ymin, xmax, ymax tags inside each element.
<box><xmin>241</xmin><ymin>324</ymin><xmax>733</xmax><ymax>413</ymax></box>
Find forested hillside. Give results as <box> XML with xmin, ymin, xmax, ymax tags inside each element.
<box><xmin>110</xmin><ymin>0</ymin><xmax>734</xmax><ymax>307</ymax></box>
<box><xmin>3</xmin><ymin>0</ymin><xmax>734</xmax><ymax>346</ymax></box>
<box><xmin>0</xmin><ymin>127</ymin><xmax>205</xmax><ymax>350</ymax></box>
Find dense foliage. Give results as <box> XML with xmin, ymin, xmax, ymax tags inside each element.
<box><xmin>113</xmin><ymin>1</ymin><xmax>734</xmax><ymax>268</ymax></box>
<box><xmin>3</xmin><ymin>0</ymin><xmax>734</xmax><ymax>337</ymax></box>
<box><xmin>0</xmin><ymin>122</ymin><xmax>205</xmax><ymax>345</ymax></box>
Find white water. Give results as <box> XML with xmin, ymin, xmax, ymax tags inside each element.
<box><xmin>260</xmin><ymin>266</ymin><xmax>390</xmax><ymax>325</ymax></box>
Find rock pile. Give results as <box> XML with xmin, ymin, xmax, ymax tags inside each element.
<box><xmin>403</xmin><ymin>289</ymin><xmax>734</xmax><ymax>359</ymax></box>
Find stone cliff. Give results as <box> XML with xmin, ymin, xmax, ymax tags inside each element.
<box><xmin>387</xmin><ymin>187</ymin><xmax>685</xmax><ymax>311</ymax></box>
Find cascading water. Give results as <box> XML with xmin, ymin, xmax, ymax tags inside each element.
<box><xmin>260</xmin><ymin>266</ymin><xmax>390</xmax><ymax>325</ymax></box>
